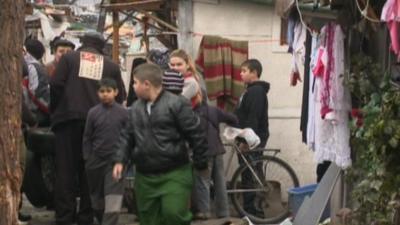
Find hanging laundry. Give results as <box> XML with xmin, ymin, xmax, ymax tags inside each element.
<box><xmin>290</xmin><ymin>20</ymin><xmax>307</xmax><ymax>86</ymax></box>
<box><xmin>306</xmin><ymin>33</ymin><xmax>320</xmax><ymax>151</ymax></box>
<box><xmin>196</xmin><ymin>35</ymin><xmax>248</xmax><ymax>110</ymax></box>
<box><xmin>312</xmin><ymin>23</ymin><xmax>335</xmax><ymax>119</ymax></box>
<box><xmin>287</xmin><ymin>10</ymin><xmax>299</xmax><ymax>53</ymax></box>
<box><xmin>310</xmin><ymin>23</ymin><xmax>352</xmax><ymax>169</ymax></box>
<box><xmin>381</xmin><ymin>0</ymin><xmax>400</xmax><ymax>60</ymax></box>
<box><xmin>300</xmin><ymin>32</ymin><xmax>312</xmax><ymax>143</ymax></box>
<box><xmin>287</xmin><ymin>18</ymin><xmax>296</xmax><ymax>53</ymax></box>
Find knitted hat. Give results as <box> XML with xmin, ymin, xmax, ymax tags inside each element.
<box><xmin>162</xmin><ymin>69</ymin><xmax>184</xmax><ymax>94</ymax></box>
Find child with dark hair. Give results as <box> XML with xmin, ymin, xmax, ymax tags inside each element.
<box><xmin>235</xmin><ymin>58</ymin><xmax>270</xmax><ymax>216</ymax></box>
<box><xmin>236</xmin><ymin>59</ymin><xmax>269</xmax><ymax>147</ymax></box>
<box><xmin>240</xmin><ymin>59</ymin><xmax>263</xmax><ymax>78</ymax></box>
<box><xmin>25</xmin><ymin>39</ymin><xmax>46</xmax><ymax>61</ymax></box>
<box><xmin>113</xmin><ymin>63</ymin><xmax>208</xmax><ymax>225</ymax></box>
<box><xmin>83</xmin><ymin>78</ymin><xmax>128</xmax><ymax>225</ymax></box>
<box><xmin>192</xmin><ymin>101</ymin><xmax>238</xmax><ymax>220</ymax></box>
<box><xmin>127</xmin><ymin>57</ymin><xmax>147</xmax><ymax>107</ymax></box>
<box><xmin>23</xmin><ymin>39</ymin><xmax>50</xmax><ymax>126</ymax></box>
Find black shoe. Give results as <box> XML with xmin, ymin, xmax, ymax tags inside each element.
<box><xmin>18</xmin><ymin>212</ymin><xmax>32</xmax><ymax>222</ymax></box>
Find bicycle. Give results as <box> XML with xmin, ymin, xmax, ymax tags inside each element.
<box><xmin>223</xmin><ymin>142</ymin><xmax>300</xmax><ymax>224</ymax></box>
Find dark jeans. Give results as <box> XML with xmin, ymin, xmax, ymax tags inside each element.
<box><xmin>86</xmin><ymin>163</ymin><xmax>124</xmax><ymax>225</ymax></box>
<box><xmin>239</xmin><ymin>151</ymin><xmax>264</xmax><ymax>215</ymax></box>
<box><xmin>316</xmin><ymin>161</ymin><xmax>331</xmax><ymax>183</ymax></box>
<box><xmin>54</xmin><ymin>120</ymin><xmax>93</xmax><ymax>225</ymax></box>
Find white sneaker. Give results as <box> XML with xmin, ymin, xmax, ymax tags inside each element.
<box><xmin>18</xmin><ymin>220</ymin><xmax>28</xmax><ymax>225</ymax></box>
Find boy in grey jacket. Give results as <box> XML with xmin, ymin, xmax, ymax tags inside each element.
<box><xmin>83</xmin><ymin>78</ymin><xmax>128</xmax><ymax>225</ymax></box>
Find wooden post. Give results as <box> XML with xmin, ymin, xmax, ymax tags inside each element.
<box><xmin>112</xmin><ymin>11</ymin><xmax>120</xmax><ymax>64</ymax></box>
<box><xmin>143</xmin><ymin>17</ymin><xmax>150</xmax><ymax>54</ymax></box>
<box><xmin>177</xmin><ymin>0</ymin><xmax>194</xmax><ymax>57</ymax></box>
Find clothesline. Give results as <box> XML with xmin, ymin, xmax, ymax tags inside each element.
<box><xmin>191</xmin><ymin>31</ymin><xmax>280</xmax><ymax>43</ymax></box>
<box><xmin>295</xmin><ymin>0</ymin><xmax>384</xmax><ymax>36</ymax></box>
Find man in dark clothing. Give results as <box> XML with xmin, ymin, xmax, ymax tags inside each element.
<box><xmin>83</xmin><ymin>78</ymin><xmax>128</xmax><ymax>225</ymax></box>
<box><xmin>235</xmin><ymin>59</ymin><xmax>270</xmax><ymax>217</ymax></box>
<box><xmin>50</xmin><ymin>31</ymin><xmax>126</xmax><ymax>225</ymax></box>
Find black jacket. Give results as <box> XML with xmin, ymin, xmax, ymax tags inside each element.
<box><xmin>83</xmin><ymin>102</ymin><xmax>128</xmax><ymax>163</ymax></box>
<box><xmin>113</xmin><ymin>91</ymin><xmax>208</xmax><ymax>174</ymax></box>
<box><xmin>195</xmin><ymin>103</ymin><xmax>238</xmax><ymax>156</ymax></box>
<box><xmin>50</xmin><ymin>47</ymin><xmax>126</xmax><ymax>127</ymax></box>
<box><xmin>235</xmin><ymin>81</ymin><xmax>270</xmax><ymax>147</ymax></box>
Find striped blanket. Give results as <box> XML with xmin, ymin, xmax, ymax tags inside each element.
<box><xmin>195</xmin><ymin>35</ymin><xmax>248</xmax><ymax>110</ymax></box>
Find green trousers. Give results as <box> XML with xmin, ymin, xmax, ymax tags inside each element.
<box><xmin>135</xmin><ymin>164</ymin><xmax>193</xmax><ymax>225</ymax></box>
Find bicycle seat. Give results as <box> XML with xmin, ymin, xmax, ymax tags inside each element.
<box><xmin>25</xmin><ymin>127</ymin><xmax>55</xmax><ymax>155</ymax></box>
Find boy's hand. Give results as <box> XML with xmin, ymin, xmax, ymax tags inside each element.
<box><xmin>113</xmin><ymin>163</ymin><xmax>124</xmax><ymax>181</ymax></box>
<box><xmin>239</xmin><ymin>142</ymin><xmax>250</xmax><ymax>153</ymax></box>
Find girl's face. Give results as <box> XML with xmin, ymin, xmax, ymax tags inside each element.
<box><xmin>169</xmin><ymin>57</ymin><xmax>189</xmax><ymax>74</ymax></box>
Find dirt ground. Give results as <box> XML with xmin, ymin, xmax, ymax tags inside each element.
<box><xmin>20</xmin><ymin>195</ymin><xmax>247</xmax><ymax>225</ymax></box>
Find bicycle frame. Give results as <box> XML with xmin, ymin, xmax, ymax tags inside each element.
<box><xmin>223</xmin><ymin>142</ymin><xmax>280</xmax><ymax>194</ymax></box>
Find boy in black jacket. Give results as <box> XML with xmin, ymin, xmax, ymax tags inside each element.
<box><xmin>235</xmin><ymin>59</ymin><xmax>270</xmax><ymax>216</ymax></box>
<box><xmin>83</xmin><ymin>78</ymin><xmax>128</xmax><ymax>225</ymax></box>
<box><xmin>112</xmin><ymin>64</ymin><xmax>208</xmax><ymax>225</ymax></box>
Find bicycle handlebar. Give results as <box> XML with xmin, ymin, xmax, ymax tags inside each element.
<box><xmin>223</xmin><ymin>142</ymin><xmax>281</xmax><ymax>154</ymax></box>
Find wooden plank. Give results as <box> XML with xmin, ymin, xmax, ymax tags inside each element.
<box><xmin>105</xmin><ymin>11</ymin><xmax>136</xmax><ymax>42</ymax></box>
<box><xmin>97</xmin><ymin>0</ymin><xmax>107</xmax><ymax>32</ymax></box>
<box><xmin>131</xmin><ymin>15</ymin><xmax>164</xmax><ymax>31</ymax></box>
<box><xmin>330</xmin><ymin>172</ymin><xmax>344</xmax><ymax>225</ymax></box>
<box><xmin>102</xmin><ymin>0</ymin><xmax>164</xmax><ymax>11</ymax></box>
<box><xmin>102</xmin><ymin>1</ymin><xmax>177</xmax><ymax>32</ymax></box>
<box><xmin>139</xmin><ymin>10</ymin><xmax>178</xmax><ymax>32</ymax></box>
<box><xmin>112</xmin><ymin>11</ymin><xmax>120</xmax><ymax>64</ymax></box>
<box><xmin>177</xmin><ymin>0</ymin><xmax>194</xmax><ymax>57</ymax></box>
<box><xmin>143</xmin><ymin>17</ymin><xmax>149</xmax><ymax>53</ymax></box>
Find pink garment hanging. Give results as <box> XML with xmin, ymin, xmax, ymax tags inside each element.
<box><xmin>311</xmin><ymin>24</ymin><xmax>352</xmax><ymax>169</ymax></box>
<box><xmin>312</xmin><ymin>47</ymin><xmax>325</xmax><ymax>77</ymax></box>
<box><xmin>382</xmin><ymin>0</ymin><xmax>400</xmax><ymax>60</ymax></box>
<box><xmin>312</xmin><ymin>23</ymin><xmax>335</xmax><ymax>119</ymax></box>
<box><xmin>388</xmin><ymin>21</ymin><xmax>400</xmax><ymax>58</ymax></box>
<box><xmin>381</xmin><ymin>0</ymin><xmax>400</xmax><ymax>21</ymax></box>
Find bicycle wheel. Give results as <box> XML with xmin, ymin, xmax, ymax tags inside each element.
<box><xmin>230</xmin><ymin>155</ymin><xmax>299</xmax><ymax>224</ymax></box>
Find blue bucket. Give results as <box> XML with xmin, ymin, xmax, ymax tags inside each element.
<box><xmin>288</xmin><ymin>184</ymin><xmax>330</xmax><ymax>220</ymax></box>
